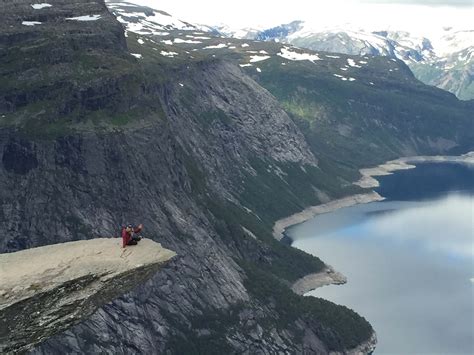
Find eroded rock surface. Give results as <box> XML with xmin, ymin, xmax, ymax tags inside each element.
<box><xmin>0</xmin><ymin>238</ymin><xmax>175</xmax><ymax>354</ymax></box>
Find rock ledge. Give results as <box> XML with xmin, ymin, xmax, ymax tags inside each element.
<box><xmin>0</xmin><ymin>238</ymin><xmax>175</xmax><ymax>353</ymax></box>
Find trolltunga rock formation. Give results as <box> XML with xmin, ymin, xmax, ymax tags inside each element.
<box><xmin>0</xmin><ymin>238</ymin><xmax>175</xmax><ymax>353</ymax></box>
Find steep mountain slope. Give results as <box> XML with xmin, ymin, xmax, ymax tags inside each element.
<box><xmin>0</xmin><ymin>1</ymin><xmax>472</xmax><ymax>354</ymax></box>
<box><xmin>227</xmin><ymin>22</ymin><xmax>474</xmax><ymax>100</ymax></box>
<box><xmin>238</xmin><ymin>48</ymin><xmax>474</xmax><ymax>167</ymax></box>
<box><xmin>127</xmin><ymin>19</ymin><xmax>472</xmax><ymax>169</ymax></box>
<box><xmin>1</xmin><ymin>1</ymin><xmax>375</xmax><ymax>354</ymax></box>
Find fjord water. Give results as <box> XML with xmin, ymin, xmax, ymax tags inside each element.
<box><xmin>289</xmin><ymin>163</ymin><xmax>474</xmax><ymax>354</ymax></box>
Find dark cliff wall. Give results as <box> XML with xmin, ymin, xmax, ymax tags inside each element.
<box><xmin>0</xmin><ymin>6</ymin><xmax>369</xmax><ymax>348</ymax></box>
<box><xmin>2</xmin><ymin>1</ymin><xmax>472</xmax><ymax>354</ymax></box>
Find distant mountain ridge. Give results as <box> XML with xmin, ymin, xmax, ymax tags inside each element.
<box><xmin>215</xmin><ymin>21</ymin><xmax>473</xmax><ymax>100</ymax></box>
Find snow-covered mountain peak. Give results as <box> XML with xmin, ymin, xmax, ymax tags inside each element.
<box><xmin>219</xmin><ymin>19</ymin><xmax>472</xmax><ymax>60</ymax></box>
<box><xmin>213</xmin><ymin>24</ymin><xmax>263</xmax><ymax>40</ymax></box>
<box><xmin>433</xmin><ymin>28</ymin><xmax>474</xmax><ymax>56</ymax></box>
<box><xmin>214</xmin><ymin>19</ymin><xmax>473</xmax><ymax>99</ymax></box>
<box><xmin>106</xmin><ymin>1</ymin><xmax>198</xmax><ymax>35</ymax></box>
<box><xmin>103</xmin><ymin>1</ymin><xmax>472</xmax><ymax>100</ymax></box>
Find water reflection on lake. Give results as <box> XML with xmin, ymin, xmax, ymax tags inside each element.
<box><xmin>289</xmin><ymin>163</ymin><xmax>474</xmax><ymax>354</ymax></box>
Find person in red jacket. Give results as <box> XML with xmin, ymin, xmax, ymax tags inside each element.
<box><xmin>122</xmin><ymin>223</ymin><xmax>143</xmax><ymax>248</ymax></box>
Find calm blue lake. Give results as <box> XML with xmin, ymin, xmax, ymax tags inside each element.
<box><xmin>289</xmin><ymin>162</ymin><xmax>474</xmax><ymax>354</ymax></box>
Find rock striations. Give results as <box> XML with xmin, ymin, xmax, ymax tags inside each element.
<box><xmin>0</xmin><ymin>238</ymin><xmax>175</xmax><ymax>354</ymax></box>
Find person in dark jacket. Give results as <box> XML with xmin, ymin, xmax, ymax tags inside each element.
<box><xmin>122</xmin><ymin>223</ymin><xmax>143</xmax><ymax>248</ymax></box>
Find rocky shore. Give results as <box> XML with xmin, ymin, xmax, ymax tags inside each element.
<box><xmin>275</xmin><ymin>152</ymin><xmax>474</xmax><ymax>354</ymax></box>
<box><xmin>356</xmin><ymin>151</ymin><xmax>474</xmax><ymax>188</ymax></box>
<box><xmin>272</xmin><ymin>191</ymin><xmax>384</xmax><ymax>241</ymax></box>
<box><xmin>274</xmin><ymin>151</ymin><xmax>474</xmax><ymax>245</ymax></box>
<box><xmin>331</xmin><ymin>332</ymin><xmax>378</xmax><ymax>355</ymax></box>
<box><xmin>291</xmin><ymin>267</ymin><xmax>348</xmax><ymax>295</ymax></box>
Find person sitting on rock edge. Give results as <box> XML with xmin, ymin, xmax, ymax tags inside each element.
<box><xmin>122</xmin><ymin>223</ymin><xmax>143</xmax><ymax>248</ymax></box>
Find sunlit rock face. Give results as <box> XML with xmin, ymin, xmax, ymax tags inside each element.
<box><xmin>0</xmin><ymin>238</ymin><xmax>176</xmax><ymax>353</ymax></box>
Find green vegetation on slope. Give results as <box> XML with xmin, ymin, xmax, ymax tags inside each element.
<box><xmin>243</xmin><ymin>55</ymin><xmax>474</xmax><ymax>168</ymax></box>
<box><xmin>243</xmin><ymin>263</ymin><xmax>373</xmax><ymax>351</ymax></box>
<box><xmin>166</xmin><ymin>192</ymin><xmax>374</xmax><ymax>352</ymax></box>
<box><xmin>239</xmin><ymin>158</ymin><xmax>360</xmax><ymax>222</ymax></box>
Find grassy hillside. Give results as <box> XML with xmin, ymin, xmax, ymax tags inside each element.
<box><xmin>241</xmin><ymin>53</ymin><xmax>474</xmax><ymax>169</ymax></box>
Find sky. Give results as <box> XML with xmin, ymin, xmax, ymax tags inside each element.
<box><xmin>131</xmin><ymin>0</ymin><xmax>473</xmax><ymax>32</ymax></box>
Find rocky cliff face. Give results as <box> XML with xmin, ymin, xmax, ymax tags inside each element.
<box><xmin>0</xmin><ymin>239</ymin><xmax>175</xmax><ymax>353</ymax></box>
<box><xmin>0</xmin><ymin>2</ymin><xmax>372</xmax><ymax>353</ymax></box>
<box><xmin>0</xmin><ymin>63</ymin><xmax>353</xmax><ymax>354</ymax></box>
<box><xmin>0</xmin><ymin>1</ymin><xmax>472</xmax><ymax>354</ymax></box>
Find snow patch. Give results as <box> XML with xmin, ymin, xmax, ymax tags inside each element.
<box><xmin>325</xmin><ymin>55</ymin><xmax>340</xmax><ymax>59</ymax></box>
<box><xmin>334</xmin><ymin>74</ymin><xmax>356</xmax><ymax>82</ymax></box>
<box><xmin>160</xmin><ymin>51</ymin><xmax>178</xmax><ymax>57</ymax></box>
<box><xmin>66</xmin><ymin>15</ymin><xmax>102</xmax><ymax>21</ymax></box>
<box><xmin>108</xmin><ymin>4</ymin><xmax>195</xmax><ymax>34</ymax></box>
<box><xmin>179</xmin><ymin>83</ymin><xmax>184</xmax><ymax>87</ymax></box>
<box><xmin>22</xmin><ymin>21</ymin><xmax>42</xmax><ymax>26</ymax></box>
<box><xmin>347</xmin><ymin>58</ymin><xmax>362</xmax><ymax>68</ymax></box>
<box><xmin>256</xmin><ymin>67</ymin><xmax>262</xmax><ymax>73</ymax></box>
<box><xmin>174</xmin><ymin>38</ymin><xmax>202</xmax><ymax>44</ymax></box>
<box><xmin>137</xmin><ymin>38</ymin><xmax>144</xmax><ymax>45</ymax></box>
<box><xmin>161</xmin><ymin>40</ymin><xmax>173</xmax><ymax>45</ymax></box>
<box><xmin>130</xmin><ymin>53</ymin><xmax>142</xmax><ymax>59</ymax></box>
<box><xmin>239</xmin><ymin>64</ymin><xmax>253</xmax><ymax>67</ymax></box>
<box><xmin>203</xmin><ymin>43</ymin><xmax>227</xmax><ymax>49</ymax></box>
<box><xmin>31</xmin><ymin>3</ymin><xmax>52</xmax><ymax>10</ymax></box>
<box><xmin>249</xmin><ymin>55</ymin><xmax>271</xmax><ymax>63</ymax></box>
<box><xmin>186</xmin><ymin>35</ymin><xmax>211</xmax><ymax>40</ymax></box>
<box><xmin>241</xmin><ymin>43</ymin><xmax>249</xmax><ymax>47</ymax></box>
<box><xmin>278</xmin><ymin>47</ymin><xmax>321</xmax><ymax>62</ymax></box>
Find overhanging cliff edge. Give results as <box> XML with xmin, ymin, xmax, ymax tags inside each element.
<box><xmin>0</xmin><ymin>238</ymin><xmax>176</xmax><ymax>353</ymax></box>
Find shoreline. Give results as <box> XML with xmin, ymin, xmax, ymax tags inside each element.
<box><xmin>272</xmin><ymin>191</ymin><xmax>385</xmax><ymax>241</ymax></box>
<box><xmin>276</xmin><ymin>150</ymin><xmax>474</xmax><ymax>291</ymax></box>
<box><xmin>356</xmin><ymin>151</ymin><xmax>474</xmax><ymax>189</ymax></box>
<box><xmin>276</xmin><ymin>151</ymin><xmax>473</xmax><ymax>355</ymax></box>
<box><xmin>330</xmin><ymin>332</ymin><xmax>378</xmax><ymax>355</ymax></box>
<box><xmin>291</xmin><ymin>266</ymin><xmax>347</xmax><ymax>296</ymax></box>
